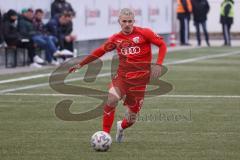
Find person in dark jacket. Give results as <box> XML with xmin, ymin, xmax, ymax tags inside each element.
<box><xmin>51</xmin><ymin>0</ymin><xmax>75</xmax><ymax>18</ymax></box>
<box><xmin>220</xmin><ymin>0</ymin><xmax>234</xmax><ymax>46</ymax></box>
<box><xmin>33</xmin><ymin>9</ymin><xmax>47</xmax><ymax>34</ymax></box>
<box><xmin>191</xmin><ymin>0</ymin><xmax>210</xmax><ymax>46</ymax></box>
<box><xmin>46</xmin><ymin>11</ymin><xmax>76</xmax><ymax>53</ymax></box>
<box><xmin>2</xmin><ymin>9</ymin><xmax>41</xmax><ymax>68</ymax></box>
<box><xmin>3</xmin><ymin>10</ymin><xmax>22</xmax><ymax>45</ymax></box>
<box><xmin>18</xmin><ymin>8</ymin><xmax>38</xmax><ymax>40</ymax></box>
<box><xmin>59</xmin><ymin>11</ymin><xmax>76</xmax><ymax>52</ymax></box>
<box><xmin>0</xmin><ymin>9</ymin><xmax>4</xmax><ymax>45</ymax></box>
<box><xmin>18</xmin><ymin>8</ymin><xmax>45</xmax><ymax>66</ymax></box>
<box><xmin>32</xmin><ymin>9</ymin><xmax>60</xmax><ymax>65</ymax></box>
<box><xmin>50</xmin><ymin>0</ymin><xmax>76</xmax><ymax>53</ymax></box>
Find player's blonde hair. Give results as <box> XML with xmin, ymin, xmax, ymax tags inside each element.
<box><xmin>119</xmin><ymin>8</ymin><xmax>135</xmax><ymax>17</ymax></box>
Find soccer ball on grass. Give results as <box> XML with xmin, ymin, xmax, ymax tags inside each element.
<box><xmin>90</xmin><ymin>131</ymin><xmax>112</xmax><ymax>152</ymax></box>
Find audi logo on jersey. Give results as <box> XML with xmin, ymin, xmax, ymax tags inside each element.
<box><xmin>120</xmin><ymin>46</ymin><xmax>141</xmax><ymax>55</ymax></box>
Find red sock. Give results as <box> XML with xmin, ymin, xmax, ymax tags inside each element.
<box><xmin>102</xmin><ymin>105</ymin><xmax>115</xmax><ymax>133</ymax></box>
<box><xmin>121</xmin><ymin>118</ymin><xmax>134</xmax><ymax>129</ymax></box>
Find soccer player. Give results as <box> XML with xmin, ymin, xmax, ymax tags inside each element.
<box><xmin>69</xmin><ymin>8</ymin><xmax>167</xmax><ymax>142</ymax></box>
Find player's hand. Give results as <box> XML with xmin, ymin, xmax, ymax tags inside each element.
<box><xmin>65</xmin><ymin>36</ymin><xmax>72</xmax><ymax>42</ymax></box>
<box><xmin>68</xmin><ymin>64</ymin><xmax>81</xmax><ymax>73</ymax></box>
<box><xmin>151</xmin><ymin>64</ymin><xmax>162</xmax><ymax>79</ymax></box>
<box><xmin>70</xmin><ymin>35</ymin><xmax>77</xmax><ymax>41</ymax></box>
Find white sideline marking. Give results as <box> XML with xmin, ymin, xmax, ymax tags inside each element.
<box><xmin>156</xmin><ymin>95</ymin><xmax>240</xmax><ymax>98</ymax></box>
<box><xmin>0</xmin><ymin>50</ymin><xmax>239</xmax><ymax>85</ymax></box>
<box><xmin>164</xmin><ymin>50</ymin><xmax>240</xmax><ymax>65</ymax></box>
<box><xmin>0</xmin><ymin>50</ymin><xmax>239</xmax><ymax>94</ymax></box>
<box><xmin>2</xmin><ymin>93</ymin><xmax>240</xmax><ymax>98</ymax></box>
<box><xmin>0</xmin><ymin>73</ymin><xmax>110</xmax><ymax>94</ymax></box>
<box><xmin>0</xmin><ymin>73</ymin><xmax>51</xmax><ymax>84</ymax></box>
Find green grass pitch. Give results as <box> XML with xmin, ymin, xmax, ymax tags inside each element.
<box><xmin>0</xmin><ymin>46</ymin><xmax>240</xmax><ymax>160</ymax></box>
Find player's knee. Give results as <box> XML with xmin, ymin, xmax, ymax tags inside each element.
<box><xmin>106</xmin><ymin>93</ymin><xmax>119</xmax><ymax>107</ymax></box>
<box><xmin>107</xmin><ymin>87</ymin><xmax>121</xmax><ymax>106</ymax></box>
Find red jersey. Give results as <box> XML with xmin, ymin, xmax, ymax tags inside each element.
<box><xmin>79</xmin><ymin>26</ymin><xmax>167</xmax><ymax>84</ymax></box>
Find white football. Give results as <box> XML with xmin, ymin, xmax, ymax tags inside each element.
<box><xmin>90</xmin><ymin>131</ymin><xmax>112</xmax><ymax>152</ymax></box>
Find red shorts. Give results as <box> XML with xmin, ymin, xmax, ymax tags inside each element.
<box><xmin>109</xmin><ymin>75</ymin><xmax>147</xmax><ymax>113</ymax></box>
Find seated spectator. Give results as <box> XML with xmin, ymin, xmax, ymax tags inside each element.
<box><xmin>60</xmin><ymin>11</ymin><xmax>76</xmax><ymax>52</ymax></box>
<box><xmin>46</xmin><ymin>11</ymin><xmax>76</xmax><ymax>55</ymax></box>
<box><xmin>32</xmin><ymin>9</ymin><xmax>60</xmax><ymax>65</ymax></box>
<box><xmin>18</xmin><ymin>8</ymin><xmax>45</xmax><ymax>67</ymax></box>
<box><xmin>51</xmin><ymin>0</ymin><xmax>75</xmax><ymax>18</ymax></box>
<box><xmin>2</xmin><ymin>9</ymin><xmax>42</xmax><ymax>68</ymax></box>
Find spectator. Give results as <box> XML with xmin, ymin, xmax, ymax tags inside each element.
<box><xmin>59</xmin><ymin>11</ymin><xmax>76</xmax><ymax>52</ymax></box>
<box><xmin>18</xmin><ymin>9</ymin><xmax>37</xmax><ymax>41</ymax></box>
<box><xmin>0</xmin><ymin>9</ymin><xmax>4</xmax><ymax>46</ymax></box>
<box><xmin>61</xmin><ymin>11</ymin><xmax>74</xmax><ymax>37</ymax></box>
<box><xmin>51</xmin><ymin>0</ymin><xmax>75</xmax><ymax>18</ymax></box>
<box><xmin>177</xmin><ymin>0</ymin><xmax>192</xmax><ymax>46</ymax></box>
<box><xmin>46</xmin><ymin>12</ymin><xmax>75</xmax><ymax>54</ymax></box>
<box><xmin>220</xmin><ymin>0</ymin><xmax>234</xmax><ymax>46</ymax></box>
<box><xmin>191</xmin><ymin>0</ymin><xmax>210</xmax><ymax>47</ymax></box>
<box><xmin>33</xmin><ymin>9</ymin><xmax>46</xmax><ymax>34</ymax></box>
<box><xmin>2</xmin><ymin>9</ymin><xmax>21</xmax><ymax>46</ymax></box>
<box><xmin>2</xmin><ymin>9</ymin><xmax>41</xmax><ymax>68</ymax></box>
<box><xmin>33</xmin><ymin>9</ymin><xmax>60</xmax><ymax>65</ymax></box>
<box><xmin>18</xmin><ymin>8</ymin><xmax>45</xmax><ymax>66</ymax></box>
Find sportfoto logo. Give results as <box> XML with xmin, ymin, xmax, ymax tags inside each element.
<box><xmin>49</xmin><ymin>55</ymin><xmax>173</xmax><ymax>121</ymax></box>
<box><xmin>120</xmin><ymin>46</ymin><xmax>141</xmax><ymax>55</ymax></box>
